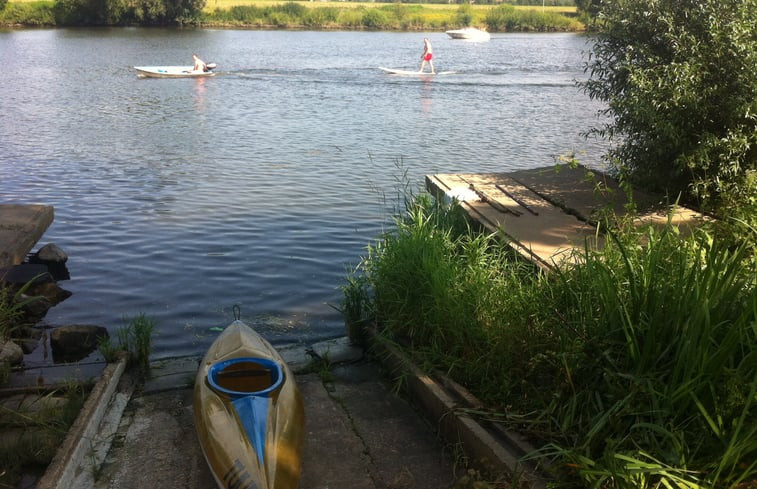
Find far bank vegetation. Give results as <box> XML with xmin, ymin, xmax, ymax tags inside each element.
<box><xmin>0</xmin><ymin>0</ymin><xmax>583</xmax><ymax>31</ymax></box>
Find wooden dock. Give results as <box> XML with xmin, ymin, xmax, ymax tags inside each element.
<box><xmin>426</xmin><ymin>165</ymin><xmax>707</xmax><ymax>269</ymax></box>
<box><xmin>0</xmin><ymin>204</ymin><xmax>55</xmax><ymax>269</ymax></box>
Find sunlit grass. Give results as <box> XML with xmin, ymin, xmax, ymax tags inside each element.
<box><xmin>203</xmin><ymin>0</ymin><xmax>575</xmax><ymax>13</ymax></box>
<box><xmin>8</xmin><ymin>0</ymin><xmax>576</xmax><ymax>14</ymax></box>
<box><xmin>343</xmin><ymin>184</ymin><xmax>757</xmax><ymax>488</ymax></box>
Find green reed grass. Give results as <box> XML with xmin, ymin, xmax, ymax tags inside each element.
<box><xmin>99</xmin><ymin>313</ymin><xmax>155</xmax><ymax>375</ymax></box>
<box><xmin>0</xmin><ymin>381</ymin><xmax>88</xmax><ymax>485</ymax></box>
<box><xmin>344</xmin><ymin>191</ymin><xmax>757</xmax><ymax>488</ymax></box>
<box><xmin>0</xmin><ymin>278</ymin><xmax>43</xmax><ymax>344</ymax></box>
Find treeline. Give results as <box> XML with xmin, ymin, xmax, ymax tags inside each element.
<box><xmin>1</xmin><ymin>0</ymin><xmax>582</xmax><ymax>30</ymax></box>
<box><xmin>0</xmin><ymin>0</ymin><xmax>205</xmax><ymax>25</ymax></box>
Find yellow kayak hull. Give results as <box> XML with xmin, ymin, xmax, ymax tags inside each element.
<box><xmin>193</xmin><ymin>320</ymin><xmax>305</xmax><ymax>489</ymax></box>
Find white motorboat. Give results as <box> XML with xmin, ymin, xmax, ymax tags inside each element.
<box><xmin>445</xmin><ymin>27</ymin><xmax>491</xmax><ymax>41</ymax></box>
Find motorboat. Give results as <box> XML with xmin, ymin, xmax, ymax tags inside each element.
<box><xmin>445</xmin><ymin>27</ymin><xmax>491</xmax><ymax>41</ymax></box>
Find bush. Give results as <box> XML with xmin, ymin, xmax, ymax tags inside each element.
<box><xmin>0</xmin><ymin>1</ymin><xmax>56</xmax><ymax>25</ymax></box>
<box><xmin>226</xmin><ymin>5</ymin><xmax>264</xmax><ymax>23</ymax></box>
<box><xmin>336</xmin><ymin>8</ymin><xmax>362</xmax><ymax>28</ymax></box>
<box><xmin>453</xmin><ymin>3</ymin><xmax>472</xmax><ymax>27</ymax></box>
<box><xmin>52</xmin><ymin>0</ymin><xmax>205</xmax><ymax>25</ymax></box>
<box><xmin>303</xmin><ymin>7</ymin><xmax>338</xmax><ymax>27</ymax></box>
<box><xmin>582</xmin><ymin>0</ymin><xmax>757</xmax><ymax>215</ymax></box>
<box><xmin>361</xmin><ymin>8</ymin><xmax>389</xmax><ymax>29</ymax></box>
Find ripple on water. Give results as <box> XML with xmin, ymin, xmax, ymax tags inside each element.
<box><xmin>2</xmin><ymin>30</ymin><xmax>609</xmax><ymax>359</ymax></box>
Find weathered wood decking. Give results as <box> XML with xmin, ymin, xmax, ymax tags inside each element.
<box><xmin>0</xmin><ymin>204</ymin><xmax>55</xmax><ymax>269</ymax></box>
<box><xmin>426</xmin><ymin>165</ymin><xmax>708</xmax><ymax>269</ymax></box>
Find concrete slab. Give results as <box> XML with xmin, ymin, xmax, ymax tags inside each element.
<box><xmin>0</xmin><ymin>204</ymin><xmax>54</xmax><ymax>268</ymax></box>
<box><xmin>71</xmin><ymin>353</ymin><xmax>462</xmax><ymax>489</ymax></box>
<box><xmin>310</xmin><ymin>336</ymin><xmax>364</xmax><ymax>364</ymax></box>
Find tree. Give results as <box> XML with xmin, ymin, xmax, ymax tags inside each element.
<box><xmin>54</xmin><ymin>0</ymin><xmax>205</xmax><ymax>25</ymax></box>
<box><xmin>574</xmin><ymin>0</ymin><xmax>600</xmax><ymax>18</ymax></box>
<box><xmin>581</xmin><ymin>0</ymin><xmax>757</xmax><ymax>214</ymax></box>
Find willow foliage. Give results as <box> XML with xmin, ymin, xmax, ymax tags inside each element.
<box><xmin>582</xmin><ymin>0</ymin><xmax>757</xmax><ymax>216</ymax></box>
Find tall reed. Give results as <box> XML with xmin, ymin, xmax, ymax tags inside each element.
<box><xmin>347</xmin><ymin>191</ymin><xmax>756</xmax><ymax>488</ymax></box>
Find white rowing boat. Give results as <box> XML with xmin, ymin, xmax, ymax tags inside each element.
<box><xmin>134</xmin><ymin>64</ymin><xmax>217</xmax><ymax>78</ymax></box>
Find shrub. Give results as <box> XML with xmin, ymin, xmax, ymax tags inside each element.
<box><xmin>581</xmin><ymin>0</ymin><xmax>757</xmax><ymax>215</ymax></box>
<box><xmin>0</xmin><ymin>2</ymin><xmax>55</xmax><ymax>26</ymax></box>
<box><xmin>454</xmin><ymin>3</ymin><xmax>472</xmax><ymax>27</ymax></box>
<box><xmin>361</xmin><ymin>8</ymin><xmax>389</xmax><ymax>29</ymax></box>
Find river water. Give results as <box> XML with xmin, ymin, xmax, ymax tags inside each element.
<box><xmin>0</xmin><ymin>28</ymin><xmax>608</xmax><ymax>360</ymax></box>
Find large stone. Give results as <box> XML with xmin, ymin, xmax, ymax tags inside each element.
<box><xmin>0</xmin><ymin>340</ymin><xmax>24</xmax><ymax>365</ymax></box>
<box><xmin>36</xmin><ymin>243</ymin><xmax>68</xmax><ymax>264</ymax></box>
<box><xmin>28</xmin><ymin>243</ymin><xmax>70</xmax><ymax>281</ymax></box>
<box><xmin>50</xmin><ymin>325</ymin><xmax>109</xmax><ymax>363</ymax></box>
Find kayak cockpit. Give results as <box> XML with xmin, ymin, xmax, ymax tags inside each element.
<box><xmin>208</xmin><ymin>357</ymin><xmax>284</xmax><ymax>398</ymax></box>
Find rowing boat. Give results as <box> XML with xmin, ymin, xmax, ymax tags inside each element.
<box><xmin>134</xmin><ymin>65</ymin><xmax>216</xmax><ymax>78</ymax></box>
<box><xmin>193</xmin><ymin>318</ymin><xmax>305</xmax><ymax>489</ymax></box>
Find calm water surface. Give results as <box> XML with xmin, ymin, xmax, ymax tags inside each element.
<box><xmin>0</xmin><ymin>28</ymin><xmax>608</xmax><ymax>361</ymax></box>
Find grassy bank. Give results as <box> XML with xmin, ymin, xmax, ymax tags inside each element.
<box><xmin>341</xmin><ymin>180</ymin><xmax>757</xmax><ymax>487</ymax></box>
<box><xmin>199</xmin><ymin>2</ymin><xmax>581</xmax><ymax>31</ymax></box>
<box><xmin>1</xmin><ymin>0</ymin><xmax>583</xmax><ymax>31</ymax></box>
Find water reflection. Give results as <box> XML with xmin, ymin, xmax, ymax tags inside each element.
<box><xmin>420</xmin><ymin>77</ymin><xmax>433</xmax><ymax>113</ymax></box>
<box><xmin>194</xmin><ymin>77</ymin><xmax>206</xmax><ymax>112</ymax></box>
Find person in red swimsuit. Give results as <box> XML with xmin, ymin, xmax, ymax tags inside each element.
<box><xmin>419</xmin><ymin>37</ymin><xmax>435</xmax><ymax>74</ymax></box>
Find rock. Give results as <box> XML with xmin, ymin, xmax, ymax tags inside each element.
<box><xmin>27</xmin><ymin>244</ymin><xmax>70</xmax><ymax>281</ymax></box>
<box><xmin>50</xmin><ymin>325</ymin><xmax>109</xmax><ymax>363</ymax></box>
<box><xmin>0</xmin><ymin>264</ymin><xmax>53</xmax><ymax>287</ymax></box>
<box><xmin>25</xmin><ymin>281</ymin><xmax>72</xmax><ymax>306</ymax></box>
<box><xmin>17</xmin><ymin>293</ymin><xmax>52</xmax><ymax>323</ymax></box>
<box><xmin>30</xmin><ymin>244</ymin><xmax>70</xmax><ymax>280</ymax></box>
<box><xmin>16</xmin><ymin>326</ymin><xmax>43</xmax><ymax>354</ymax></box>
<box><xmin>36</xmin><ymin>243</ymin><xmax>68</xmax><ymax>264</ymax></box>
<box><xmin>0</xmin><ymin>340</ymin><xmax>24</xmax><ymax>365</ymax></box>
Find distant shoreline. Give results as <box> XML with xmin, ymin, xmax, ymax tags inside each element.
<box><xmin>1</xmin><ymin>1</ymin><xmax>585</xmax><ymax>31</ymax></box>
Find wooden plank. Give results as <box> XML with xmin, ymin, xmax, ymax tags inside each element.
<box><xmin>0</xmin><ymin>204</ymin><xmax>55</xmax><ymax>268</ymax></box>
<box><xmin>509</xmin><ymin>165</ymin><xmax>710</xmax><ymax>232</ymax></box>
<box><xmin>427</xmin><ymin>173</ymin><xmax>599</xmax><ymax>269</ymax></box>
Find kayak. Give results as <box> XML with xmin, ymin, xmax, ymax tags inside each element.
<box><xmin>193</xmin><ymin>319</ymin><xmax>305</xmax><ymax>489</ymax></box>
<box><xmin>134</xmin><ymin>65</ymin><xmax>216</xmax><ymax>78</ymax></box>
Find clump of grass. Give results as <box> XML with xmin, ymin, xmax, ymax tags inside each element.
<box><xmin>334</xmin><ymin>266</ymin><xmax>373</xmax><ymax>346</ymax></box>
<box><xmin>98</xmin><ymin>313</ymin><xmax>156</xmax><ymax>376</ymax></box>
<box><xmin>347</xmin><ymin>190</ymin><xmax>757</xmax><ymax>488</ymax></box>
<box><xmin>0</xmin><ymin>380</ymin><xmax>89</xmax><ymax>486</ymax></box>
<box><xmin>0</xmin><ymin>279</ymin><xmax>41</xmax><ymax>344</ymax></box>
